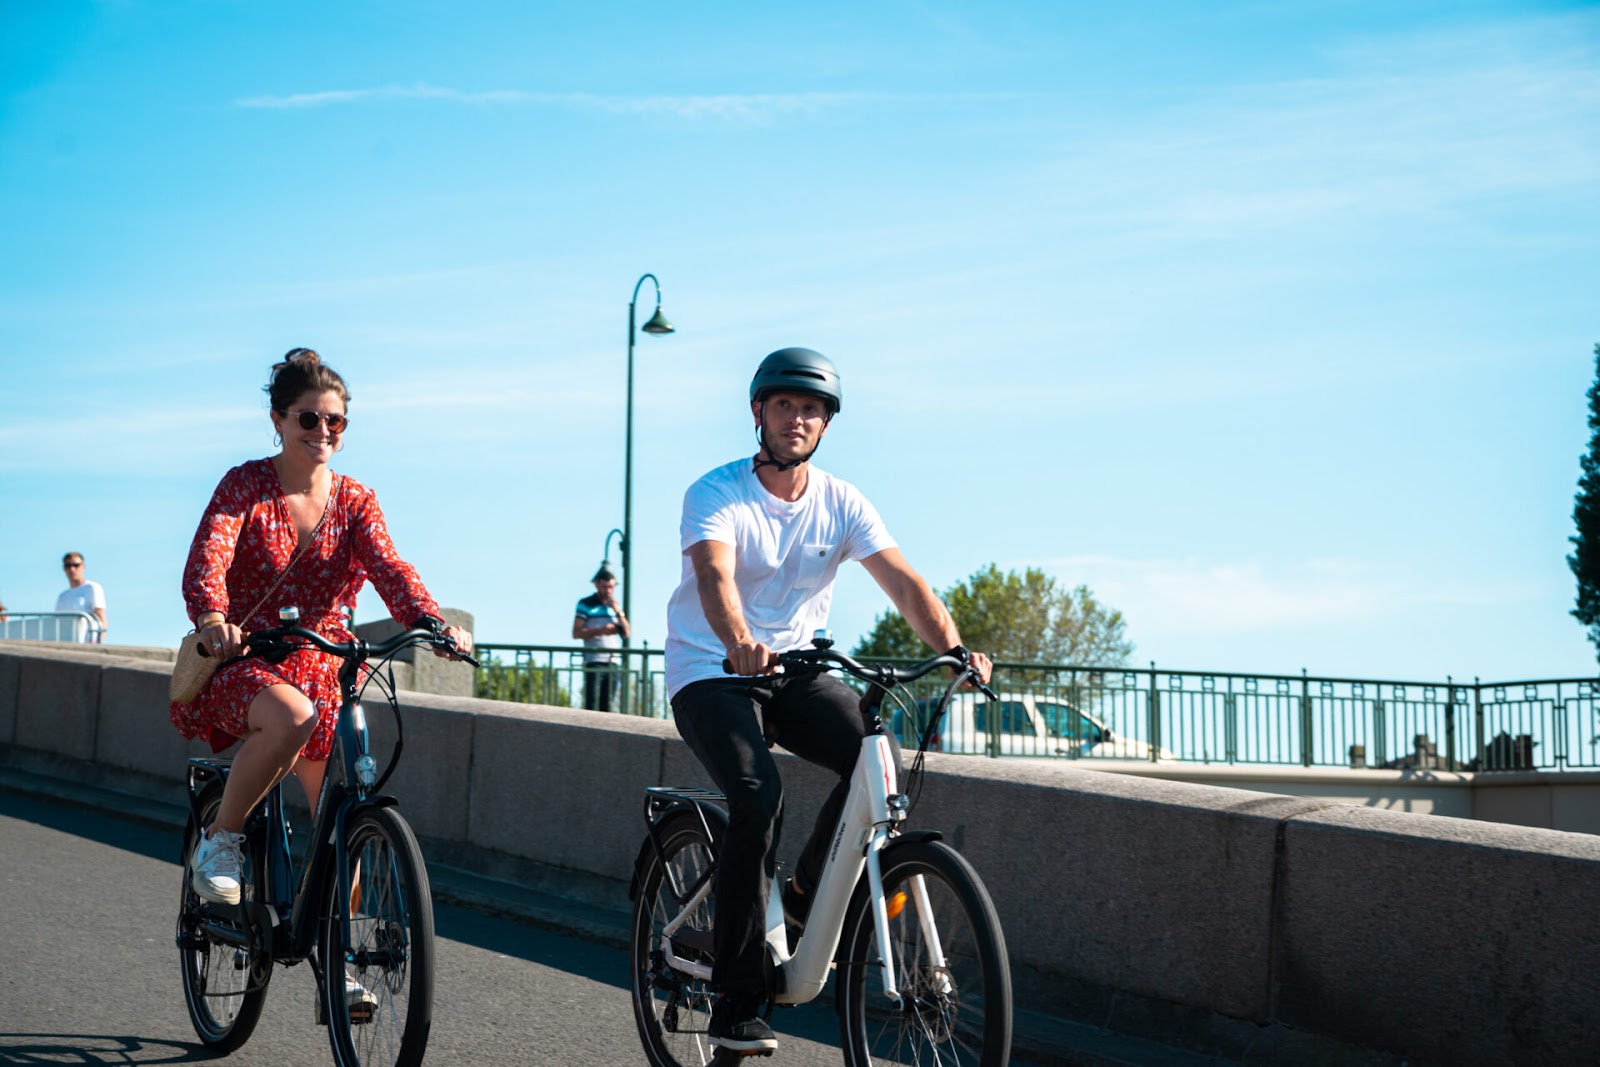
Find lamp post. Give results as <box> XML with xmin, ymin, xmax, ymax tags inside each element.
<box><xmin>623</xmin><ymin>273</ymin><xmax>675</xmax><ymax>649</ymax></box>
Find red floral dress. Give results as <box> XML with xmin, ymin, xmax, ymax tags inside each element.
<box><xmin>169</xmin><ymin>458</ymin><xmax>442</xmax><ymax>760</ymax></box>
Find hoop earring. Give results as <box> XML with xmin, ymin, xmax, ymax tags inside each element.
<box><xmin>273</xmin><ymin>430</ymin><xmax>282</xmax><ymax>447</ymax></box>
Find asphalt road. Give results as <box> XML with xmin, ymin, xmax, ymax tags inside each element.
<box><xmin>0</xmin><ymin>789</ymin><xmax>865</xmax><ymax>1066</ymax></box>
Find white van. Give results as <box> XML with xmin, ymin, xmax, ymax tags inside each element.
<box><xmin>888</xmin><ymin>691</ymin><xmax>1168</xmax><ymax>760</ymax></box>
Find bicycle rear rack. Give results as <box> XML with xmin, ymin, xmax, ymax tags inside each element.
<box><xmin>642</xmin><ymin>786</ymin><xmax>726</xmax><ymax>904</ymax></box>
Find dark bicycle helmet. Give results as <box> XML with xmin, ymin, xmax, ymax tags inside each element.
<box><xmin>749</xmin><ymin>347</ymin><xmax>841</xmax><ymax>473</ymax></box>
<box><xmin>749</xmin><ymin>347</ymin><xmax>842</xmax><ymax>414</ymax></box>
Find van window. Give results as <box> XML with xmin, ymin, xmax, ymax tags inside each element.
<box><xmin>975</xmin><ymin>700</ymin><xmax>1035</xmax><ymax>736</ymax></box>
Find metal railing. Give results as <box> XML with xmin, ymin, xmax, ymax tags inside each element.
<box><xmin>477</xmin><ymin>644</ymin><xmax>667</xmax><ymax>718</ymax></box>
<box><xmin>475</xmin><ymin>644</ymin><xmax>1600</xmax><ymax>771</ymax></box>
<box><xmin>0</xmin><ymin>611</ymin><xmax>104</xmax><ymax>644</ymax></box>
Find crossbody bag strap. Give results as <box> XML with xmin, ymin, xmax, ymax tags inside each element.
<box><xmin>231</xmin><ymin>472</ymin><xmax>341</xmax><ymax>631</ymax></box>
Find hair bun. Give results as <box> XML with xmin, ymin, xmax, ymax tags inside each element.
<box><xmin>282</xmin><ymin>346</ymin><xmax>321</xmax><ymax>368</ymax></box>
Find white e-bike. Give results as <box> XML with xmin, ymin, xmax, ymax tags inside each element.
<box><xmin>629</xmin><ymin>638</ymin><xmax>1012</xmax><ymax>1066</ymax></box>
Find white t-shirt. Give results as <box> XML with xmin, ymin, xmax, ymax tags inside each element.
<box><xmin>56</xmin><ymin>580</ymin><xmax>105</xmax><ymax>643</ymax></box>
<box><xmin>665</xmin><ymin>459</ymin><xmax>897</xmax><ymax>698</ymax></box>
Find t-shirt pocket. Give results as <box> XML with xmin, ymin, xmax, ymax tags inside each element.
<box><xmin>794</xmin><ymin>543</ymin><xmax>836</xmax><ymax>590</ymax></box>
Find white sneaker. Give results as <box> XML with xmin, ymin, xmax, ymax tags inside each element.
<box><xmin>346</xmin><ymin>974</ymin><xmax>378</xmax><ymax>1021</ymax></box>
<box><xmin>191</xmin><ymin>828</ymin><xmax>245</xmax><ymax>905</ymax></box>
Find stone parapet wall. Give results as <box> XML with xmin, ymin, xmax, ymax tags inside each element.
<box><xmin>3</xmin><ymin>640</ymin><xmax>1596</xmax><ymax>1065</ymax></box>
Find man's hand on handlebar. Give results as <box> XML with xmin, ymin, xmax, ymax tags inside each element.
<box><xmin>968</xmin><ymin>649</ymin><xmax>994</xmax><ymax>688</ymax></box>
<box><xmin>726</xmin><ymin>639</ymin><xmax>780</xmax><ymax>677</ymax></box>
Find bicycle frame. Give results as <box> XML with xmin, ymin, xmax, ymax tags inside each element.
<box><xmin>650</xmin><ymin>726</ymin><xmax>945</xmax><ymax>1008</ymax></box>
<box><xmin>183</xmin><ymin>638</ymin><xmax>405</xmax><ymax>973</ymax></box>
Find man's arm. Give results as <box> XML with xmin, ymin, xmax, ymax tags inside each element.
<box><xmin>687</xmin><ymin>540</ymin><xmax>776</xmax><ymax>675</ymax></box>
<box><xmin>93</xmin><ymin>606</ymin><xmax>107</xmax><ymax>643</ymax></box>
<box><xmin>573</xmin><ymin>611</ymin><xmax>629</xmax><ymax>640</ymax></box>
<box><xmin>860</xmin><ymin>548</ymin><xmax>992</xmax><ymax>683</ymax></box>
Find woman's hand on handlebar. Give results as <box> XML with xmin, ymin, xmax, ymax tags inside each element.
<box><xmin>432</xmin><ymin>623</ymin><xmax>474</xmax><ymax>662</ymax></box>
<box><xmin>198</xmin><ymin>617</ymin><xmax>246</xmax><ymax>660</ymax></box>
<box><xmin>726</xmin><ymin>640</ymin><xmax>780</xmax><ymax>677</ymax></box>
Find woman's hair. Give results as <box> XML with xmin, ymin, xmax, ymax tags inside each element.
<box><xmin>265</xmin><ymin>347</ymin><xmax>350</xmax><ymax>412</ymax></box>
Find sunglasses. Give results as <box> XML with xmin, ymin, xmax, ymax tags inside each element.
<box><xmin>286</xmin><ymin>410</ymin><xmax>349</xmax><ymax>432</ymax></box>
<box><xmin>64</xmin><ymin>561</ymin><xmax>83</xmax><ymax>569</ymax></box>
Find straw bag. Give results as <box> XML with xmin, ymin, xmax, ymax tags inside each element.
<box><xmin>170</xmin><ymin>483</ymin><xmax>335</xmax><ymax>704</ymax></box>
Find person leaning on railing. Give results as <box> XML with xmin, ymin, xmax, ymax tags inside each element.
<box><xmin>168</xmin><ymin>347</ymin><xmax>472</xmax><ymax>943</ymax></box>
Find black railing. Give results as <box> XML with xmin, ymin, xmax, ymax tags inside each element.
<box><xmin>474</xmin><ymin>643</ymin><xmax>1600</xmax><ymax>772</ymax></box>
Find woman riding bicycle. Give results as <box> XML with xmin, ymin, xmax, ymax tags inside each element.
<box><xmin>663</xmin><ymin>347</ymin><xmax>993</xmax><ymax>1054</ymax></box>
<box><xmin>168</xmin><ymin>348</ymin><xmax>472</xmax><ymax>919</ymax></box>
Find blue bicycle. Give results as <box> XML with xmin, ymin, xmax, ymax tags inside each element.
<box><xmin>176</xmin><ymin>608</ymin><xmax>476</xmax><ymax>1067</ymax></box>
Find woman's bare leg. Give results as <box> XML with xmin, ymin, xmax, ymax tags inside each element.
<box><xmin>208</xmin><ymin>684</ymin><xmax>317</xmax><ymax>834</ymax></box>
<box><xmin>292</xmin><ymin>757</ymin><xmax>328</xmax><ymax>815</ymax></box>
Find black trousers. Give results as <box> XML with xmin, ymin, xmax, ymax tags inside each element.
<box><xmin>670</xmin><ymin>672</ymin><xmax>898</xmax><ymax>998</ymax></box>
<box><xmin>582</xmin><ymin>662</ymin><xmax>615</xmax><ymax>711</ymax></box>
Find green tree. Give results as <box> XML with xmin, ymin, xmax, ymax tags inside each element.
<box><xmin>851</xmin><ymin>563</ymin><xmax>1133</xmax><ymax>666</ymax></box>
<box><xmin>474</xmin><ymin>652</ymin><xmax>573</xmax><ymax>707</ymax></box>
<box><xmin>1569</xmin><ymin>343</ymin><xmax>1600</xmax><ymax>661</ymax></box>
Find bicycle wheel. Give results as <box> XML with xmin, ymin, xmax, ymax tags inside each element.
<box><xmin>322</xmin><ymin>806</ymin><xmax>435</xmax><ymax>1067</ymax></box>
<box><xmin>838</xmin><ymin>839</ymin><xmax>1012</xmax><ymax>1067</ymax></box>
<box><xmin>631</xmin><ymin>811</ymin><xmax>722</xmax><ymax>1067</ymax></box>
<box><xmin>176</xmin><ymin>785</ymin><xmax>271</xmax><ymax>1051</ymax></box>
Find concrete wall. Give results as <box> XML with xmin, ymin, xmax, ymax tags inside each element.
<box><xmin>4</xmin><ymin>639</ymin><xmax>1600</xmax><ymax>1065</ymax></box>
<box><xmin>1085</xmin><ymin>760</ymin><xmax>1600</xmax><ymax>835</ymax></box>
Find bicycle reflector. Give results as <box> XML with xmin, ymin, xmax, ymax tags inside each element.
<box><xmin>886</xmin><ymin>890</ymin><xmax>908</xmax><ymax>921</ymax></box>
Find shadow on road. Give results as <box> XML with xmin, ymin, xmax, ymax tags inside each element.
<box><xmin>0</xmin><ymin>788</ymin><xmax>177</xmax><ymax>864</ymax></box>
<box><xmin>0</xmin><ymin>1033</ymin><xmax>215</xmax><ymax>1064</ymax></box>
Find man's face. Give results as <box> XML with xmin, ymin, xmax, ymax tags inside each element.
<box><xmin>754</xmin><ymin>391</ymin><xmax>830</xmax><ymax>461</ymax></box>
<box><xmin>63</xmin><ymin>557</ymin><xmax>84</xmax><ymax>586</ymax></box>
<box><xmin>594</xmin><ymin>577</ymin><xmax>618</xmax><ymax>600</ymax></box>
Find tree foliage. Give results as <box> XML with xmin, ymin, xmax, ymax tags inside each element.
<box><xmin>851</xmin><ymin>563</ymin><xmax>1134</xmax><ymax>666</ymax></box>
<box><xmin>474</xmin><ymin>652</ymin><xmax>572</xmax><ymax>707</ymax></box>
<box><xmin>1569</xmin><ymin>343</ymin><xmax>1600</xmax><ymax>661</ymax></box>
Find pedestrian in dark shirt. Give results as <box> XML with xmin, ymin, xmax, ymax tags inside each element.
<box><xmin>572</xmin><ymin>563</ymin><xmax>629</xmax><ymax>711</ymax></box>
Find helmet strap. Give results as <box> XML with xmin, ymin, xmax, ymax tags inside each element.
<box><xmin>751</xmin><ymin>405</ymin><xmax>831</xmax><ymax>474</ymax></box>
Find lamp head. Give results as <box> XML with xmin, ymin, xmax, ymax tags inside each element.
<box><xmin>641</xmin><ymin>306</ymin><xmax>675</xmax><ymax>335</ymax></box>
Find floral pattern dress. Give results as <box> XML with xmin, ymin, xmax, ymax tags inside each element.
<box><xmin>169</xmin><ymin>458</ymin><xmax>442</xmax><ymax>760</ymax></box>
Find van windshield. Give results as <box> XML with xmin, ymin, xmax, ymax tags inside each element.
<box><xmin>1037</xmin><ymin>701</ymin><xmax>1102</xmax><ymax>741</ymax></box>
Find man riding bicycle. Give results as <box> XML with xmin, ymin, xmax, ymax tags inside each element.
<box><xmin>664</xmin><ymin>347</ymin><xmax>993</xmax><ymax>1055</ymax></box>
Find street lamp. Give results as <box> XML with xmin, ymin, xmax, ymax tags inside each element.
<box><xmin>623</xmin><ymin>273</ymin><xmax>675</xmax><ymax>649</ymax></box>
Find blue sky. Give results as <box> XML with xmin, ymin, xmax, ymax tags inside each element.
<box><xmin>2</xmin><ymin>1</ymin><xmax>1597</xmax><ymax>682</ymax></box>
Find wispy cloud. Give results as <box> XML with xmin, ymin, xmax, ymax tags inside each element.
<box><xmin>1042</xmin><ymin>554</ymin><xmax>1537</xmax><ymax>640</ymax></box>
<box><xmin>235</xmin><ymin>84</ymin><xmax>534</xmax><ymax>109</ymax></box>
<box><xmin>1033</xmin><ymin>14</ymin><xmax>1600</xmax><ymax>237</ymax></box>
<box><xmin>233</xmin><ymin>83</ymin><xmax>1010</xmax><ymax>120</ymax></box>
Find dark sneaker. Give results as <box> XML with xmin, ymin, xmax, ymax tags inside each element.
<box><xmin>709</xmin><ymin>997</ymin><xmax>777</xmax><ymax>1054</ymax></box>
<box><xmin>781</xmin><ymin>876</ymin><xmax>812</xmax><ymax>931</ymax></box>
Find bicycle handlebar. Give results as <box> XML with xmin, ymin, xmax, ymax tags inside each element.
<box><xmin>202</xmin><ymin>622</ymin><xmax>480</xmax><ymax>668</ymax></box>
<box><xmin>722</xmin><ymin>645</ymin><xmax>997</xmax><ymax>700</ymax></box>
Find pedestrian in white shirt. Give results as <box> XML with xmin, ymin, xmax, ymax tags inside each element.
<box><xmin>56</xmin><ymin>552</ymin><xmax>106</xmax><ymax>643</ymax></box>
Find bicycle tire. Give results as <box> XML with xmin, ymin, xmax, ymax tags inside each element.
<box><xmin>838</xmin><ymin>839</ymin><xmax>1012</xmax><ymax>1067</ymax></box>
<box><xmin>322</xmin><ymin>806</ymin><xmax>435</xmax><ymax>1067</ymax></box>
<box><xmin>630</xmin><ymin>810</ymin><xmax>723</xmax><ymax>1067</ymax></box>
<box><xmin>176</xmin><ymin>784</ymin><xmax>271</xmax><ymax>1051</ymax></box>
